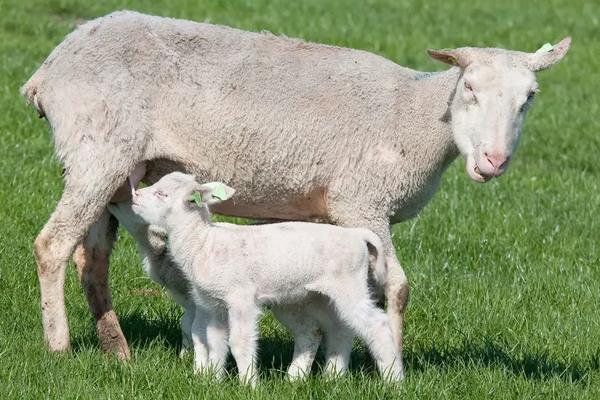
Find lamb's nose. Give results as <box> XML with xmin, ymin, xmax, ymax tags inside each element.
<box><xmin>484</xmin><ymin>151</ymin><xmax>509</xmax><ymax>173</ymax></box>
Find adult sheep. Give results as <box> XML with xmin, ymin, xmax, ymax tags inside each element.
<box><xmin>21</xmin><ymin>10</ymin><xmax>570</xmax><ymax>361</ymax></box>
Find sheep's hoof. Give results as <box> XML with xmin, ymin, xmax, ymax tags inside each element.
<box><xmin>97</xmin><ymin>311</ymin><xmax>131</xmax><ymax>361</ymax></box>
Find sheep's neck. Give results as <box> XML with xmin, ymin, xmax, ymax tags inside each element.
<box><xmin>411</xmin><ymin>67</ymin><xmax>461</xmax><ymax>170</ymax></box>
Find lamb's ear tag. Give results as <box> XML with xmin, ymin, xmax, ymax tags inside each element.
<box><xmin>211</xmin><ymin>184</ymin><xmax>229</xmax><ymax>201</ymax></box>
<box><xmin>536</xmin><ymin>43</ymin><xmax>554</xmax><ymax>53</ymax></box>
<box><xmin>188</xmin><ymin>191</ymin><xmax>204</xmax><ymax>207</ymax></box>
<box><xmin>448</xmin><ymin>55</ymin><xmax>458</xmax><ymax>65</ymax></box>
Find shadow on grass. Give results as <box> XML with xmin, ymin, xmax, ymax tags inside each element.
<box><xmin>73</xmin><ymin>313</ymin><xmax>597</xmax><ymax>383</ymax></box>
<box><xmin>71</xmin><ymin>312</ymin><xmax>181</xmax><ymax>355</ymax></box>
<box><xmin>406</xmin><ymin>338</ymin><xmax>598</xmax><ymax>383</ymax></box>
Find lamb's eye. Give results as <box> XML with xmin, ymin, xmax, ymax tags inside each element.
<box><xmin>155</xmin><ymin>190</ymin><xmax>167</xmax><ymax>199</ymax></box>
<box><xmin>464</xmin><ymin>81</ymin><xmax>473</xmax><ymax>91</ymax></box>
<box><xmin>527</xmin><ymin>90</ymin><xmax>536</xmax><ymax>101</ymax></box>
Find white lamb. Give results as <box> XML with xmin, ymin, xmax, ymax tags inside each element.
<box><xmin>129</xmin><ymin>172</ymin><xmax>403</xmax><ymax>385</ymax></box>
<box><xmin>108</xmin><ymin>200</ymin><xmax>366</xmax><ymax>378</ymax></box>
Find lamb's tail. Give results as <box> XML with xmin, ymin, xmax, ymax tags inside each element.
<box><xmin>20</xmin><ymin>66</ymin><xmax>47</xmax><ymax>118</ymax></box>
<box><xmin>363</xmin><ymin>229</ymin><xmax>408</xmax><ymax>353</ymax></box>
<box><xmin>362</xmin><ymin>230</ymin><xmax>387</xmax><ymax>291</ymax></box>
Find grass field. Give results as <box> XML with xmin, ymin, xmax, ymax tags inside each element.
<box><xmin>1</xmin><ymin>0</ymin><xmax>599</xmax><ymax>398</ymax></box>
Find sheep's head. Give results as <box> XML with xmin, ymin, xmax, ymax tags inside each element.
<box><xmin>131</xmin><ymin>172</ymin><xmax>235</xmax><ymax>228</ymax></box>
<box><xmin>428</xmin><ymin>37</ymin><xmax>571</xmax><ymax>182</ymax></box>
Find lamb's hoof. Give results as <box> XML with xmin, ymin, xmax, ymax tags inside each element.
<box><xmin>179</xmin><ymin>348</ymin><xmax>189</xmax><ymax>359</ymax></box>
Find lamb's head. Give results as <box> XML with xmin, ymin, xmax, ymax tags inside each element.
<box><xmin>131</xmin><ymin>172</ymin><xmax>235</xmax><ymax>228</ymax></box>
<box><xmin>428</xmin><ymin>37</ymin><xmax>571</xmax><ymax>182</ymax></box>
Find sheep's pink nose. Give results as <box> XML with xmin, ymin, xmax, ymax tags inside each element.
<box><xmin>484</xmin><ymin>152</ymin><xmax>509</xmax><ymax>173</ymax></box>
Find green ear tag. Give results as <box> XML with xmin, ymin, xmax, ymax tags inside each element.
<box><xmin>188</xmin><ymin>191</ymin><xmax>204</xmax><ymax>207</ymax></box>
<box><xmin>536</xmin><ymin>43</ymin><xmax>554</xmax><ymax>53</ymax></box>
<box><xmin>211</xmin><ymin>184</ymin><xmax>228</xmax><ymax>201</ymax></box>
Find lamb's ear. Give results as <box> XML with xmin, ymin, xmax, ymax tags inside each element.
<box><xmin>197</xmin><ymin>182</ymin><xmax>235</xmax><ymax>205</ymax></box>
<box><xmin>427</xmin><ymin>48</ymin><xmax>471</xmax><ymax>68</ymax></box>
<box><xmin>526</xmin><ymin>37</ymin><xmax>571</xmax><ymax>72</ymax></box>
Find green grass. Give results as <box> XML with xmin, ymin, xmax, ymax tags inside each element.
<box><xmin>0</xmin><ymin>0</ymin><xmax>598</xmax><ymax>398</ymax></box>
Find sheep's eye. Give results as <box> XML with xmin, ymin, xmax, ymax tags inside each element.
<box><xmin>464</xmin><ymin>81</ymin><xmax>473</xmax><ymax>91</ymax></box>
<box><xmin>155</xmin><ymin>190</ymin><xmax>167</xmax><ymax>199</ymax></box>
<box><xmin>520</xmin><ymin>91</ymin><xmax>536</xmax><ymax>113</ymax></box>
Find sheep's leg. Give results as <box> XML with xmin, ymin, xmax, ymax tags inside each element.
<box><xmin>271</xmin><ymin>305</ymin><xmax>321</xmax><ymax>380</ymax></box>
<box><xmin>35</xmin><ymin>159</ymin><xmax>137</xmax><ymax>353</ymax></box>
<box><xmin>72</xmin><ymin>210</ymin><xmax>129</xmax><ymax>359</ymax></box>
<box><xmin>328</xmin><ymin>282</ymin><xmax>403</xmax><ymax>381</ymax></box>
<box><xmin>227</xmin><ymin>301</ymin><xmax>260</xmax><ymax>386</ymax></box>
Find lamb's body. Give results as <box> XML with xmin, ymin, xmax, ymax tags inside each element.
<box><xmin>127</xmin><ymin>172</ymin><xmax>402</xmax><ymax>384</ymax></box>
<box><xmin>177</xmin><ymin>222</ymin><xmax>399</xmax><ymax>383</ymax></box>
<box><xmin>109</xmin><ymin>201</ymin><xmax>360</xmax><ymax>377</ymax></box>
<box><xmin>107</xmin><ymin>203</ymin><xmax>196</xmax><ymax>352</ymax></box>
<box><xmin>180</xmin><ymin>222</ymin><xmax>380</xmax><ymax>304</ymax></box>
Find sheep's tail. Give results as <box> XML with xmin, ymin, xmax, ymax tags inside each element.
<box><xmin>20</xmin><ymin>65</ymin><xmax>47</xmax><ymax>118</ymax></box>
<box><xmin>362</xmin><ymin>230</ymin><xmax>387</xmax><ymax>290</ymax></box>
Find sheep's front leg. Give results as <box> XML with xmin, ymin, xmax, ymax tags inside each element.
<box><xmin>73</xmin><ymin>210</ymin><xmax>129</xmax><ymax>360</ymax></box>
<box><xmin>227</xmin><ymin>301</ymin><xmax>260</xmax><ymax>386</ymax></box>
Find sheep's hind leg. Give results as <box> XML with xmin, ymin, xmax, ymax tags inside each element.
<box><xmin>73</xmin><ymin>210</ymin><xmax>129</xmax><ymax>360</ymax></box>
<box><xmin>34</xmin><ymin>152</ymin><xmax>138</xmax><ymax>354</ymax></box>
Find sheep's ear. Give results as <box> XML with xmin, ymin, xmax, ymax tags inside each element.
<box><xmin>427</xmin><ymin>48</ymin><xmax>471</xmax><ymax>68</ymax></box>
<box><xmin>526</xmin><ymin>37</ymin><xmax>571</xmax><ymax>72</ymax></box>
<box><xmin>197</xmin><ymin>182</ymin><xmax>235</xmax><ymax>205</ymax></box>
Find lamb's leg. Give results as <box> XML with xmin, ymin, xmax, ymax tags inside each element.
<box><xmin>331</xmin><ymin>212</ymin><xmax>409</xmax><ymax>371</ymax></box>
<box><xmin>206</xmin><ymin>311</ymin><xmax>229</xmax><ymax>378</ymax></box>
<box><xmin>35</xmin><ymin>159</ymin><xmax>137</xmax><ymax>353</ymax></box>
<box><xmin>179</xmin><ymin>305</ymin><xmax>195</xmax><ymax>358</ymax></box>
<box><xmin>227</xmin><ymin>301</ymin><xmax>260</xmax><ymax>386</ymax></box>
<box><xmin>328</xmin><ymin>282</ymin><xmax>403</xmax><ymax>381</ymax></box>
<box><xmin>72</xmin><ymin>210</ymin><xmax>129</xmax><ymax>359</ymax></box>
<box><xmin>323</xmin><ymin>325</ymin><xmax>353</xmax><ymax>377</ymax></box>
<box><xmin>191</xmin><ymin>307</ymin><xmax>210</xmax><ymax>374</ymax></box>
<box><xmin>271</xmin><ymin>305</ymin><xmax>321</xmax><ymax>380</ymax></box>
